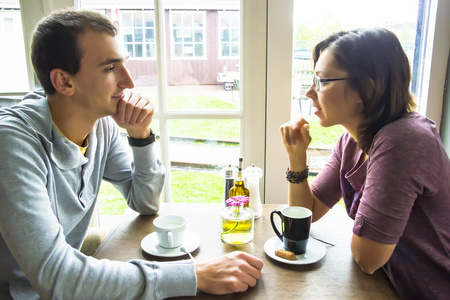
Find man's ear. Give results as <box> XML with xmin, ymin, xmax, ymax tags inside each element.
<box><xmin>49</xmin><ymin>69</ymin><xmax>75</xmax><ymax>96</ymax></box>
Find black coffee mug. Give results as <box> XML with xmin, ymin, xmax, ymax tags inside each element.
<box><xmin>270</xmin><ymin>206</ymin><xmax>312</xmax><ymax>255</ymax></box>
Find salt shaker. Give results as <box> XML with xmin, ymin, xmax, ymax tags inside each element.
<box><xmin>244</xmin><ymin>164</ymin><xmax>263</xmax><ymax>219</ymax></box>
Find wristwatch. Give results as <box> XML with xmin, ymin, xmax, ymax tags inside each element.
<box><xmin>127</xmin><ymin>129</ymin><xmax>156</xmax><ymax>147</ymax></box>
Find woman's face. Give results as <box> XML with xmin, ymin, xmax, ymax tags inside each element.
<box><xmin>306</xmin><ymin>49</ymin><xmax>364</xmax><ymax>134</ymax></box>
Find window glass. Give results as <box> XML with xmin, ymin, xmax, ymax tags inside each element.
<box><xmin>79</xmin><ymin>0</ymin><xmax>242</xmax><ymax>208</ymax></box>
<box><xmin>120</xmin><ymin>11</ymin><xmax>156</xmax><ymax>59</ymax></box>
<box><xmin>219</xmin><ymin>11</ymin><xmax>240</xmax><ymax>58</ymax></box>
<box><xmin>292</xmin><ymin>0</ymin><xmax>421</xmax><ymax>174</ymax></box>
<box><xmin>171</xmin><ymin>11</ymin><xmax>205</xmax><ymax>59</ymax></box>
<box><xmin>169</xmin><ymin>119</ymin><xmax>240</xmax><ymax>203</ymax></box>
<box><xmin>0</xmin><ymin>3</ymin><xmax>28</xmax><ymax>93</ymax></box>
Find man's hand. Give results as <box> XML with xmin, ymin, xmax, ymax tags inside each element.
<box><xmin>112</xmin><ymin>92</ymin><xmax>155</xmax><ymax>139</ymax></box>
<box><xmin>195</xmin><ymin>251</ymin><xmax>264</xmax><ymax>295</ymax></box>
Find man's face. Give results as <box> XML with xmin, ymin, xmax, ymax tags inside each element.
<box><xmin>71</xmin><ymin>29</ymin><xmax>134</xmax><ymax>119</ymax></box>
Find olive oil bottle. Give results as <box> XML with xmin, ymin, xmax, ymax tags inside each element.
<box><xmin>228</xmin><ymin>157</ymin><xmax>250</xmax><ymax>207</ymax></box>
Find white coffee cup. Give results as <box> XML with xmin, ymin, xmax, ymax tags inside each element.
<box><xmin>153</xmin><ymin>215</ymin><xmax>186</xmax><ymax>248</ymax></box>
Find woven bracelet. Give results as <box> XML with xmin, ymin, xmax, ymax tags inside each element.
<box><xmin>286</xmin><ymin>166</ymin><xmax>309</xmax><ymax>184</ymax></box>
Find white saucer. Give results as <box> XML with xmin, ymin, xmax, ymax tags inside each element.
<box><xmin>141</xmin><ymin>230</ymin><xmax>200</xmax><ymax>258</ymax></box>
<box><xmin>264</xmin><ymin>236</ymin><xmax>326</xmax><ymax>265</ymax></box>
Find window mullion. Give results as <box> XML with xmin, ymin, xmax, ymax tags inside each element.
<box><xmin>154</xmin><ymin>0</ymin><xmax>171</xmax><ymax>203</ymax></box>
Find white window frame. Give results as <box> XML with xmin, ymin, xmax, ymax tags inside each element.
<box><xmin>263</xmin><ymin>0</ymin><xmax>450</xmax><ymax>204</ymax></box>
<box><xmin>169</xmin><ymin>10</ymin><xmax>206</xmax><ymax>60</ymax></box>
<box><xmin>9</xmin><ymin>0</ymin><xmax>450</xmax><ymax>204</ymax></box>
<box><xmin>218</xmin><ymin>11</ymin><xmax>240</xmax><ymax>59</ymax></box>
<box><xmin>119</xmin><ymin>10</ymin><xmax>156</xmax><ymax>60</ymax></box>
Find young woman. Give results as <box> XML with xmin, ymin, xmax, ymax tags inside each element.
<box><xmin>280</xmin><ymin>28</ymin><xmax>449</xmax><ymax>299</ymax></box>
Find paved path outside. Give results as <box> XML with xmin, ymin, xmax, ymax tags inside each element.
<box><xmin>167</xmin><ymin>140</ymin><xmax>331</xmax><ymax>175</ymax></box>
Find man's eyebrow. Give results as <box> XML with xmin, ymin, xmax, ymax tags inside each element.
<box><xmin>97</xmin><ymin>55</ymin><xmax>130</xmax><ymax>67</ymax></box>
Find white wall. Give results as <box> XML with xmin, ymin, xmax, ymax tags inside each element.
<box><xmin>420</xmin><ymin>0</ymin><xmax>450</xmax><ymax>128</ymax></box>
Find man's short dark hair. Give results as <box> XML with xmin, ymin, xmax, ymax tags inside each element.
<box><xmin>31</xmin><ymin>9</ymin><xmax>118</xmax><ymax>95</ymax></box>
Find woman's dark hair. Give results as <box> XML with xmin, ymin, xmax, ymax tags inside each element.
<box><xmin>312</xmin><ymin>28</ymin><xmax>416</xmax><ymax>153</ymax></box>
<box><xmin>31</xmin><ymin>9</ymin><xmax>118</xmax><ymax>95</ymax></box>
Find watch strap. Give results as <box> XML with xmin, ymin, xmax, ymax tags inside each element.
<box><xmin>127</xmin><ymin>130</ymin><xmax>156</xmax><ymax>147</ymax></box>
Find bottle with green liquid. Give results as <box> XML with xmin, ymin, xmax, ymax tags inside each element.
<box><xmin>228</xmin><ymin>157</ymin><xmax>250</xmax><ymax>207</ymax></box>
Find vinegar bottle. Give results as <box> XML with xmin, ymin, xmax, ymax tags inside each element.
<box><xmin>228</xmin><ymin>157</ymin><xmax>250</xmax><ymax>207</ymax></box>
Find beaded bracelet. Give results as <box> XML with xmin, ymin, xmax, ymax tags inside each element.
<box><xmin>286</xmin><ymin>166</ymin><xmax>309</xmax><ymax>184</ymax></box>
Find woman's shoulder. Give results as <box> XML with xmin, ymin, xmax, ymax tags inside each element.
<box><xmin>371</xmin><ymin>112</ymin><xmax>442</xmax><ymax>155</ymax></box>
<box><xmin>376</xmin><ymin>112</ymin><xmax>438</xmax><ymax>141</ymax></box>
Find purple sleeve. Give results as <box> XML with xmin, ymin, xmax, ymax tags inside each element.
<box><xmin>353</xmin><ymin>117</ymin><xmax>444</xmax><ymax>244</ymax></box>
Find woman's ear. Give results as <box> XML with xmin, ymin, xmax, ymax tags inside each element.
<box><xmin>49</xmin><ymin>69</ymin><xmax>75</xmax><ymax>96</ymax></box>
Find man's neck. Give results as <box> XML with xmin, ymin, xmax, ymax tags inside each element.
<box><xmin>47</xmin><ymin>94</ymin><xmax>96</xmax><ymax>146</ymax></box>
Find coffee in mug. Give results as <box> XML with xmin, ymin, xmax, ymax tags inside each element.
<box><xmin>270</xmin><ymin>206</ymin><xmax>312</xmax><ymax>255</ymax></box>
<box><xmin>153</xmin><ymin>215</ymin><xmax>186</xmax><ymax>248</ymax></box>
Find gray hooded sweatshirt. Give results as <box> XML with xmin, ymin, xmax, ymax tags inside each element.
<box><xmin>0</xmin><ymin>92</ymin><xmax>196</xmax><ymax>299</ymax></box>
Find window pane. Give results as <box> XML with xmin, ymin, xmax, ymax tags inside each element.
<box><xmin>146</xmin><ymin>44</ymin><xmax>155</xmax><ymax>57</ymax></box>
<box><xmin>134</xmin><ymin>28</ymin><xmax>143</xmax><ymax>42</ymax></box>
<box><xmin>0</xmin><ymin>7</ymin><xmax>28</xmax><ymax>92</ymax></box>
<box><xmin>79</xmin><ymin>0</ymin><xmax>241</xmax><ymax>207</ymax></box>
<box><xmin>123</xmin><ymin>28</ymin><xmax>133</xmax><ymax>42</ymax></box>
<box><xmin>195</xmin><ymin>44</ymin><xmax>203</xmax><ymax>57</ymax></box>
<box><xmin>222</xmin><ymin>44</ymin><xmax>230</xmax><ymax>57</ymax></box>
<box><xmin>183</xmin><ymin>14</ymin><xmax>192</xmax><ymax>27</ymax></box>
<box><xmin>219</xmin><ymin>12</ymin><xmax>240</xmax><ymax>58</ymax></box>
<box><xmin>166</xmin><ymin>86</ymin><xmax>238</xmax><ymax>111</ymax></box>
<box><xmin>220</xmin><ymin>15</ymin><xmax>229</xmax><ymax>27</ymax></box>
<box><xmin>125</xmin><ymin>44</ymin><xmax>134</xmax><ymax>56</ymax></box>
<box><xmin>174</xmin><ymin>44</ymin><xmax>183</xmax><ymax>57</ymax></box>
<box><xmin>183</xmin><ymin>28</ymin><xmax>193</xmax><ymax>42</ymax></box>
<box><xmin>230</xmin><ymin>13</ymin><xmax>239</xmax><ymax>27</ymax></box>
<box><xmin>291</xmin><ymin>0</ymin><xmax>420</xmax><ymax>173</ymax></box>
<box><xmin>134</xmin><ymin>44</ymin><xmax>143</xmax><ymax>57</ymax></box>
<box><xmin>194</xmin><ymin>29</ymin><xmax>203</xmax><ymax>42</ymax></box>
<box><xmin>144</xmin><ymin>12</ymin><xmax>154</xmax><ymax>27</ymax></box>
<box><xmin>145</xmin><ymin>28</ymin><xmax>154</xmax><ymax>42</ymax></box>
<box><xmin>184</xmin><ymin>44</ymin><xmax>194</xmax><ymax>57</ymax></box>
<box><xmin>133</xmin><ymin>12</ymin><xmax>142</xmax><ymax>26</ymax></box>
<box><xmin>193</xmin><ymin>14</ymin><xmax>203</xmax><ymax>27</ymax></box>
<box><xmin>172</xmin><ymin>12</ymin><xmax>182</xmax><ymax>27</ymax></box>
<box><xmin>169</xmin><ymin>118</ymin><xmax>240</xmax><ymax>203</ymax></box>
<box><xmin>122</xmin><ymin>13</ymin><xmax>132</xmax><ymax>27</ymax></box>
<box><xmin>221</xmin><ymin>28</ymin><xmax>229</xmax><ymax>42</ymax></box>
<box><xmin>231</xmin><ymin>29</ymin><xmax>239</xmax><ymax>42</ymax></box>
<box><xmin>231</xmin><ymin>45</ymin><xmax>239</xmax><ymax>56</ymax></box>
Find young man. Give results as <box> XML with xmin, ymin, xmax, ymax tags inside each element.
<box><xmin>0</xmin><ymin>9</ymin><xmax>263</xmax><ymax>299</ymax></box>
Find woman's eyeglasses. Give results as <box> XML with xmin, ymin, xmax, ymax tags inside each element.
<box><xmin>312</xmin><ymin>75</ymin><xmax>351</xmax><ymax>91</ymax></box>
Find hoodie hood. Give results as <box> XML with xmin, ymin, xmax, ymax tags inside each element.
<box><xmin>0</xmin><ymin>90</ymin><xmax>89</xmax><ymax>169</ymax></box>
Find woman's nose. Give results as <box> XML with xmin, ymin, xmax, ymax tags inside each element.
<box><xmin>305</xmin><ymin>84</ymin><xmax>316</xmax><ymax>99</ymax></box>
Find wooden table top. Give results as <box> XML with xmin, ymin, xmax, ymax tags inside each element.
<box><xmin>94</xmin><ymin>203</ymin><xmax>399</xmax><ymax>299</ymax></box>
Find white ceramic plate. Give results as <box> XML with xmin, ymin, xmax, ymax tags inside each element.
<box><xmin>141</xmin><ymin>230</ymin><xmax>200</xmax><ymax>258</ymax></box>
<box><xmin>264</xmin><ymin>236</ymin><xmax>326</xmax><ymax>265</ymax></box>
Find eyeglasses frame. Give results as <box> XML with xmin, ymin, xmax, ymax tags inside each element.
<box><xmin>312</xmin><ymin>75</ymin><xmax>351</xmax><ymax>91</ymax></box>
